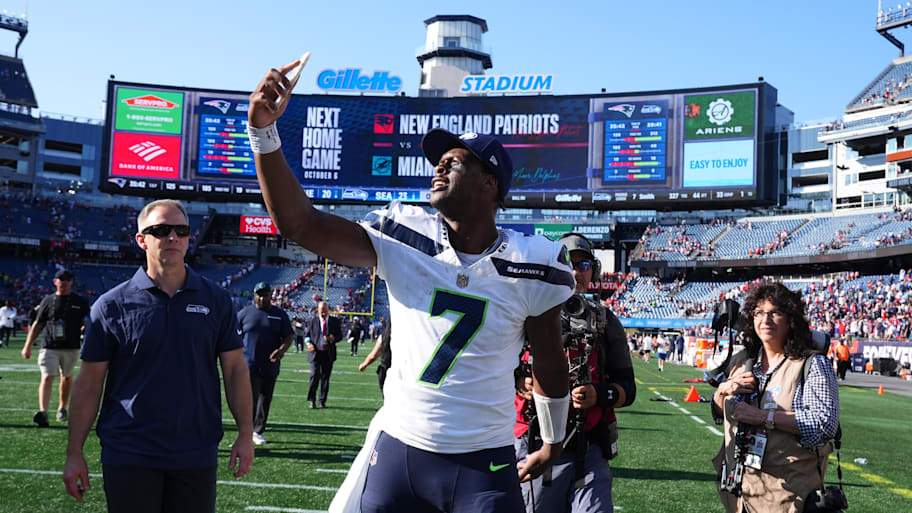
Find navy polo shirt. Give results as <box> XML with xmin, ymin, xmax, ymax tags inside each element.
<box><xmin>237</xmin><ymin>304</ymin><xmax>292</xmax><ymax>377</ymax></box>
<box><xmin>81</xmin><ymin>266</ymin><xmax>242</xmax><ymax>469</ymax></box>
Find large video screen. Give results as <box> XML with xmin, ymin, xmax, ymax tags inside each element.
<box><xmin>100</xmin><ymin>81</ymin><xmax>778</xmax><ymax>209</ymax></box>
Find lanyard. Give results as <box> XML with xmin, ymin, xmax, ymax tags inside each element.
<box><xmin>753</xmin><ymin>354</ymin><xmax>784</xmax><ymax>408</ymax></box>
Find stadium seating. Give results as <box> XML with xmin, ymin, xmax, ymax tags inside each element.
<box><xmin>639</xmin><ymin>221</ymin><xmax>730</xmax><ymax>261</ymax></box>
<box><xmin>634</xmin><ymin>209</ymin><xmax>912</xmax><ymax>261</ymax></box>
<box><xmin>846</xmin><ymin>58</ymin><xmax>912</xmax><ymax>111</ymax></box>
<box><xmin>0</xmin><ymin>55</ymin><xmax>37</xmax><ymax>106</ymax></box>
<box><xmin>701</xmin><ymin>218</ymin><xmax>805</xmax><ymax>259</ymax></box>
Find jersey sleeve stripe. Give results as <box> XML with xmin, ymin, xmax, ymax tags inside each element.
<box><xmin>490</xmin><ymin>257</ymin><xmax>575</xmax><ymax>288</ymax></box>
<box><xmin>364</xmin><ymin>213</ymin><xmax>444</xmax><ymax>257</ymax></box>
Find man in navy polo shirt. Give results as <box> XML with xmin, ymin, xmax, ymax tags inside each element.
<box><xmin>62</xmin><ymin>199</ymin><xmax>254</xmax><ymax>513</ymax></box>
<box><xmin>238</xmin><ymin>281</ymin><xmax>293</xmax><ymax>445</ymax></box>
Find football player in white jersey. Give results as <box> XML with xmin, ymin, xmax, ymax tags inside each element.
<box><xmin>248</xmin><ymin>60</ymin><xmax>574</xmax><ymax>513</ymax></box>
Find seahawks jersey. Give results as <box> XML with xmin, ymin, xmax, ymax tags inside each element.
<box><xmin>359</xmin><ymin>201</ymin><xmax>575</xmax><ymax>453</ymax></box>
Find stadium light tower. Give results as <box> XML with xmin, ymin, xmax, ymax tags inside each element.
<box><xmin>0</xmin><ymin>11</ymin><xmax>27</xmax><ymax>58</ymax></box>
<box><xmin>876</xmin><ymin>0</ymin><xmax>912</xmax><ymax>56</ymax></box>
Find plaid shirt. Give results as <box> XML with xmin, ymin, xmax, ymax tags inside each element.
<box><xmin>713</xmin><ymin>354</ymin><xmax>840</xmax><ymax>449</ymax></box>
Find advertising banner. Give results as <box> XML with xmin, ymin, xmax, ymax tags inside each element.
<box><xmin>240</xmin><ymin>215</ymin><xmax>278</xmax><ymax>235</ymax></box>
<box><xmin>683</xmin><ymin>91</ymin><xmax>756</xmax><ymax>140</ymax></box>
<box><xmin>101</xmin><ymin>81</ymin><xmax>776</xmax><ymax>209</ymax></box>
<box><xmin>115</xmin><ymin>88</ymin><xmax>184</xmax><ymax>134</ymax></box>
<box><xmin>111</xmin><ymin>132</ymin><xmax>181</xmax><ymax>179</ymax></box>
<box><xmin>858</xmin><ymin>341</ymin><xmax>912</xmax><ymax>366</ymax></box>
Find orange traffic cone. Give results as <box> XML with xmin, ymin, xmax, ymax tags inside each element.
<box><xmin>684</xmin><ymin>385</ymin><xmax>701</xmax><ymax>402</ymax></box>
<box><xmin>878</xmin><ymin>385</ymin><xmax>884</xmax><ymax>395</ymax></box>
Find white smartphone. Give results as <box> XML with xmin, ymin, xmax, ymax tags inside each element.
<box><xmin>276</xmin><ymin>52</ymin><xmax>311</xmax><ymax>107</ymax></box>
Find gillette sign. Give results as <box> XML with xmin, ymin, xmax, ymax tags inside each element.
<box><xmin>460</xmin><ymin>74</ymin><xmax>553</xmax><ymax>94</ymax></box>
<box><xmin>317</xmin><ymin>69</ymin><xmax>402</xmax><ymax>93</ymax></box>
<box><xmin>240</xmin><ymin>216</ymin><xmax>278</xmax><ymax>235</ymax></box>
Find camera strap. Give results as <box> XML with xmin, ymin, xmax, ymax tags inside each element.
<box><xmin>804</xmin><ymin>356</ymin><xmax>844</xmax><ymax>498</ymax></box>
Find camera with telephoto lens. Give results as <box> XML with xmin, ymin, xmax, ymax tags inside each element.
<box><xmin>705</xmin><ymin>299</ymin><xmax>741</xmax><ymax>388</ymax></box>
<box><xmin>561</xmin><ymin>294</ymin><xmax>606</xmax><ymax>338</ymax></box>
<box><xmin>803</xmin><ymin>486</ymin><xmax>848</xmax><ymax>513</ymax></box>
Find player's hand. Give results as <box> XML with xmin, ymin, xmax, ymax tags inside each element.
<box><xmin>21</xmin><ymin>345</ymin><xmax>31</xmax><ymax>359</ymax></box>
<box><xmin>269</xmin><ymin>349</ymin><xmax>283</xmax><ymax>362</ymax></box>
<box><xmin>571</xmin><ymin>384</ymin><xmax>597</xmax><ymax>409</ymax></box>
<box><xmin>62</xmin><ymin>453</ymin><xmax>90</xmax><ymax>500</ymax></box>
<box><xmin>307</xmin><ymin>343</ymin><xmax>315</xmax><ymax>353</ymax></box>
<box><xmin>517</xmin><ymin>442</ymin><xmax>563</xmax><ymax>482</ymax></box>
<box><xmin>516</xmin><ymin>376</ymin><xmax>533</xmax><ymax>400</ymax></box>
<box><xmin>229</xmin><ymin>435</ymin><xmax>254</xmax><ymax>478</ymax></box>
<box><xmin>358</xmin><ymin>362</ymin><xmax>368</xmax><ymax>372</ymax></box>
<box><xmin>248</xmin><ymin>59</ymin><xmax>301</xmax><ymax>129</ymax></box>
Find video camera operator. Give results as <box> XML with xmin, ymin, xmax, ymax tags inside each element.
<box><xmin>711</xmin><ymin>282</ymin><xmax>842</xmax><ymax>513</ymax></box>
<box><xmin>514</xmin><ymin>233</ymin><xmax>636</xmax><ymax>513</ymax></box>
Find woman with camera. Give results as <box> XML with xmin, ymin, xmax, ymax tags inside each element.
<box><xmin>712</xmin><ymin>282</ymin><xmax>840</xmax><ymax>513</ymax></box>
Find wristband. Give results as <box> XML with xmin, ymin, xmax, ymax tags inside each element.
<box><xmin>246</xmin><ymin>122</ymin><xmax>281</xmax><ymax>154</ymax></box>
<box><xmin>533</xmin><ymin>390</ymin><xmax>570</xmax><ymax>444</ymax></box>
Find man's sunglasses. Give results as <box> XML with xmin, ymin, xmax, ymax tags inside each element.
<box><xmin>141</xmin><ymin>224</ymin><xmax>191</xmax><ymax>238</ymax></box>
<box><xmin>572</xmin><ymin>261</ymin><xmax>593</xmax><ymax>272</ymax></box>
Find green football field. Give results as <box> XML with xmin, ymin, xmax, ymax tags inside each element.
<box><xmin>1</xmin><ymin>333</ymin><xmax>910</xmax><ymax>512</ymax></box>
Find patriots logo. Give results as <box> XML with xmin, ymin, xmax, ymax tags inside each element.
<box><xmin>107</xmin><ymin>178</ymin><xmax>127</xmax><ymax>188</ymax></box>
<box><xmin>607</xmin><ymin>104</ymin><xmax>636</xmax><ymax>118</ymax></box>
<box><xmin>203</xmin><ymin>99</ymin><xmax>232</xmax><ymax>114</ymax></box>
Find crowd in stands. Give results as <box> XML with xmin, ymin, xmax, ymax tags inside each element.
<box><xmin>637</xmin><ymin>218</ymin><xmax>733</xmax><ymax>260</ymax></box>
<box><xmin>856</xmin><ymin>76</ymin><xmax>905</xmax><ymax>106</ymax></box>
<box><xmin>0</xmin><ymin>192</ymin><xmax>137</xmax><ymax>242</ymax></box>
<box><xmin>0</xmin><ymin>259</ymin><xmax>133</xmax><ymax>321</ymax></box>
<box><xmin>218</xmin><ymin>262</ymin><xmax>257</xmax><ymax>290</ymax></box>
<box><xmin>801</xmin><ymin>271</ymin><xmax>912</xmax><ymax>341</ymax></box>
<box><xmin>0</xmin><ymin>192</ymin><xmax>206</xmax><ymax>252</ymax></box>
<box><xmin>599</xmin><ymin>269</ymin><xmax>912</xmax><ymax>342</ymax></box>
<box><xmin>634</xmin><ymin>207</ymin><xmax>912</xmax><ymax>263</ymax></box>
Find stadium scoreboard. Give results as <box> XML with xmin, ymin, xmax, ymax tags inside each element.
<box><xmin>100</xmin><ymin>80</ymin><xmax>778</xmax><ymax>209</ymax></box>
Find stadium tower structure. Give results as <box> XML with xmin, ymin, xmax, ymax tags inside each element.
<box><xmin>809</xmin><ymin>3</ymin><xmax>912</xmax><ymax>213</ymax></box>
<box><xmin>0</xmin><ymin>11</ymin><xmax>43</xmax><ymax>189</ymax></box>
<box><xmin>416</xmin><ymin>15</ymin><xmax>492</xmax><ymax>98</ymax></box>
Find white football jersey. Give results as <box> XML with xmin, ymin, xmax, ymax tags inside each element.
<box><xmin>359</xmin><ymin>201</ymin><xmax>575</xmax><ymax>453</ymax></box>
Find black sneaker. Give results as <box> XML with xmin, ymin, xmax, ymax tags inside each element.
<box><xmin>33</xmin><ymin>411</ymin><xmax>49</xmax><ymax>427</ymax></box>
<box><xmin>57</xmin><ymin>409</ymin><xmax>68</xmax><ymax>422</ymax></box>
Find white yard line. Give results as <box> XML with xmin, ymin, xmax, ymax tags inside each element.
<box><xmin>0</xmin><ymin>468</ymin><xmax>338</xmax><ymax>492</ymax></box>
<box><xmin>217</xmin><ymin>480</ymin><xmax>337</xmax><ymax>492</ymax></box>
<box><xmin>651</xmin><ymin>390</ymin><xmax>721</xmax><ymax>437</ymax></box>
<box><xmin>245</xmin><ymin>507</ymin><xmax>327</xmax><ymax>512</ymax></box>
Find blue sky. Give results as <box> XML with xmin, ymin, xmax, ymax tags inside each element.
<box><xmin>4</xmin><ymin>1</ymin><xmax>906</xmax><ymax>122</ymax></box>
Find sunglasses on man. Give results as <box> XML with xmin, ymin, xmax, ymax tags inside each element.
<box><xmin>140</xmin><ymin>224</ymin><xmax>191</xmax><ymax>238</ymax></box>
<box><xmin>572</xmin><ymin>261</ymin><xmax>593</xmax><ymax>272</ymax></box>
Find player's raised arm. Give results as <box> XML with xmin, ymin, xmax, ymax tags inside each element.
<box><xmin>248</xmin><ymin>58</ymin><xmax>376</xmax><ymax>268</ymax></box>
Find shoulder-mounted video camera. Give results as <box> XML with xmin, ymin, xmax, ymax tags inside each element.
<box><xmin>562</xmin><ymin>293</ymin><xmax>606</xmax><ymax>338</ymax></box>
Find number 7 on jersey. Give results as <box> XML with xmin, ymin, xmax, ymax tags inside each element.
<box><xmin>418</xmin><ymin>289</ymin><xmax>489</xmax><ymax>387</ymax></box>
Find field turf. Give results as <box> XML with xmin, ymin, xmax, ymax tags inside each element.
<box><xmin>0</xmin><ymin>334</ymin><xmax>909</xmax><ymax>512</ymax></box>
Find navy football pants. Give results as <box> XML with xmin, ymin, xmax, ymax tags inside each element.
<box><xmin>360</xmin><ymin>431</ymin><xmax>524</xmax><ymax>513</ymax></box>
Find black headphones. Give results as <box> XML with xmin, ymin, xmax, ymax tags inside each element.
<box><xmin>558</xmin><ymin>232</ymin><xmax>601</xmax><ymax>283</ymax></box>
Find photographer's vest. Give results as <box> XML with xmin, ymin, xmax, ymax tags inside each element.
<box><xmin>714</xmin><ymin>355</ymin><xmax>832</xmax><ymax>513</ymax></box>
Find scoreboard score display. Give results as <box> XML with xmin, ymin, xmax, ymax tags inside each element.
<box><xmin>100</xmin><ymin>80</ymin><xmax>778</xmax><ymax>209</ymax></box>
